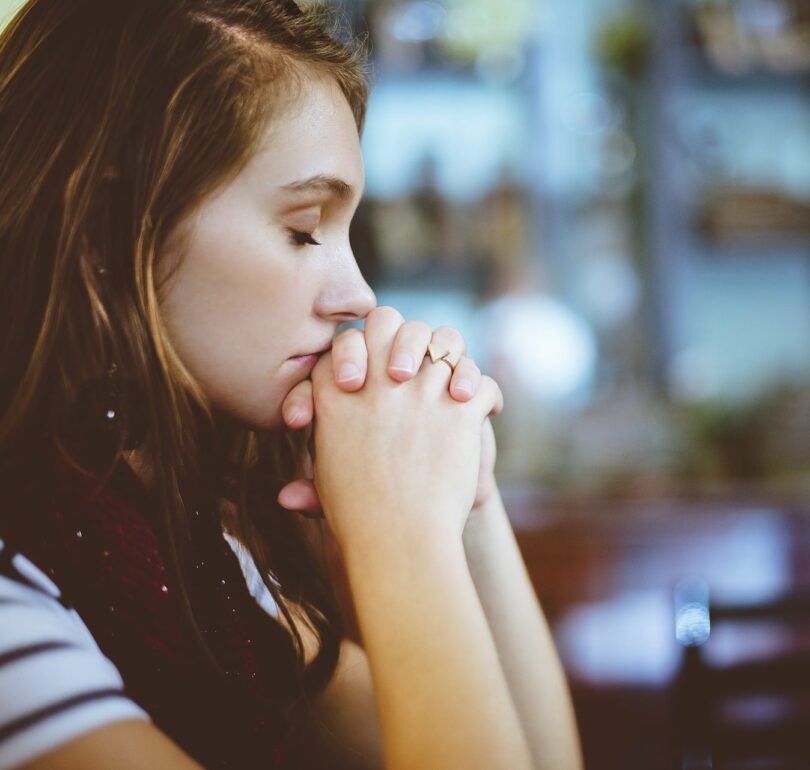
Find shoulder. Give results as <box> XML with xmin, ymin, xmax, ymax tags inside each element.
<box><xmin>0</xmin><ymin>538</ymin><xmax>149</xmax><ymax>770</ymax></box>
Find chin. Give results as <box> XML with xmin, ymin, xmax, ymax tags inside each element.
<box><xmin>210</xmin><ymin>395</ymin><xmax>286</xmax><ymax>434</ymax></box>
<box><xmin>254</xmin><ymin>414</ymin><xmax>287</xmax><ymax>433</ymax></box>
<box><xmin>239</xmin><ymin>406</ymin><xmax>287</xmax><ymax>433</ymax></box>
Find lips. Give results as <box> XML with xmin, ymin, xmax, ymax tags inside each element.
<box><xmin>291</xmin><ymin>343</ymin><xmax>332</xmax><ymax>359</ymax></box>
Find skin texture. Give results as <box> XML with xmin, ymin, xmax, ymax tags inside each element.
<box><xmin>157</xmin><ymin>73</ymin><xmax>376</xmax><ymax>431</ymax></box>
<box><xmin>306</xmin><ymin>305</ymin><xmax>504</xmax><ymax>550</ymax></box>
<box><xmin>278</xmin><ymin>307</ymin><xmax>502</xmax><ymax>515</ymax></box>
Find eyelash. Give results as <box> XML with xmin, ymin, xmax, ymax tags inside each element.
<box><xmin>287</xmin><ymin>229</ymin><xmax>321</xmax><ymax>247</ymax></box>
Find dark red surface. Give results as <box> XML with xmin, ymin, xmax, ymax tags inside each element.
<box><xmin>506</xmin><ymin>491</ymin><xmax>810</xmax><ymax>770</ymax></box>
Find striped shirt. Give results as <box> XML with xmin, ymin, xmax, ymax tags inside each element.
<box><xmin>0</xmin><ymin>537</ymin><xmax>149</xmax><ymax>769</ymax></box>
<box><xmin>0</xmin><ymin>531</ymin><xmax>279</xmax><ymax>769</ymax></box>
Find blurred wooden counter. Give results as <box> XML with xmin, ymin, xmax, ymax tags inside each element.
<box><xmin>503</xmin><ymin>489</ymin><xmax>810</xmax><ymax>770</ymax></box>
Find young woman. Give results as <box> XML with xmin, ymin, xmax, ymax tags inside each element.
<box><xmin>0</xmin><ymin>1</ymin><xmax>581</xmax><ymax>768</ymax></box>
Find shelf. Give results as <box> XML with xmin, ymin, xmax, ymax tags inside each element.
<box><xmin>691</xmin><ymin>232</ymin><xmax>810</xmax><ymax>258</ymax></box>
<box><xmin>684</xmin><ymin>1</ymin><xmax>810</xmax><ymax>90</ymax></box>
<box><xmin>681</xmin><ymin>49</ymin><xmax>810</xmax><ymax>92</ymax></box>
<box><xmin>695</xmin><ymin>189</ymin><xmax>810</xmax><ymax>244</ymax></box>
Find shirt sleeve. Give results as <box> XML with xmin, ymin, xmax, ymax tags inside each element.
<box><xmin>0</xmin><ymin>539</ymin><xmax>149</xmax><ymax>770</ymax></box>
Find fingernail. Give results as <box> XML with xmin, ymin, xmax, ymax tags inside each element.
<box><xmin>286</xmin><ymin>406</ymin><xmax>303</xmax><ymax>425</ymax></box>
<box><xmin>390</xmin><ymin>352</ymin><xmax>415</xmax><ymax>374</ymax></box>
<box><xmin>337</xmin><ymin>362</ymin><xmax>361</xmax><ymax>383</ymax></box>
<box><xmin>454</xmin><ymin>378</ymin><xmax>474</xmax><ymax>396</ymax></box>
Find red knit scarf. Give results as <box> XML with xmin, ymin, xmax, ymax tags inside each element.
<box><xmin>6</xmin><ymin>457</ymin><xmax>303</xmax><ymax>769</ymax></box>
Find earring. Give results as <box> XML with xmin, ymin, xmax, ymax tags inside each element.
<box><xmin>73</xmin><ymin>362</ymin><xmax>146</xmax><ymax>461</ymax></box>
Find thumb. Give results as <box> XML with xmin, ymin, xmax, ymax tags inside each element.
<box><xmin>277</xmin><ymin>478</ymin><xmax>324</xmax><ymax>519</ymax></box>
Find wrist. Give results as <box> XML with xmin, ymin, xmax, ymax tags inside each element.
<box><xmin>350</xmin><ymin>528</ymin><xmax>466</xmax><ymax>577</ymax></box>
<box><xmin>338</xmin><ymin>510</ymin><xmax>463</xmax><ymax>576</ymax></box>
<box><xmin>463</xmin><ymin>483</ymin><xmax>504</xmax><ymax>553</ymax></box>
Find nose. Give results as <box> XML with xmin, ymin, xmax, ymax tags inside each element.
<box><xmin>314</xmin><ymin>246</ymin><xmax>377</xmax><ymax>323</ymax></box>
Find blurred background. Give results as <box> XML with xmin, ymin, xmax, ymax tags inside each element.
<box><xmin>4</xmin><ymin>0</ymin><xmax>810</xmax><ymax>766</ymax></box>
<box><xmin>328</xmin><ymin>0</ymin><xmax>810</xmax><ymax>767</ymax></box>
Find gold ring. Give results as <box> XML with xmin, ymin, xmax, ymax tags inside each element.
<box><xmin>426</xmin><ymin>343</ymin><xmax>456</xmax><ymax>373</ymax></box>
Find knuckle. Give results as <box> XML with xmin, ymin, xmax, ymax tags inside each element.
<box><xmin>404</xmin><ymin>319</ymin><xmax>432</xmax><ymax>339</ymax></box>
<box><xmin>464</xmin><ymin>360</ymin><xmax>482</xmax><ymax>379</ymax></box>
<box><xmin>452</xmin><ymin>356</ymin><xmax>473</xmax><ymax>375</ymax></box>
<box><xmin>434</xmin><ymin>325</ymin><xmax>466</xmax><ymax>350</ymax></box>
<box><xmin>334</xmin><ymin>332</ymin><xmax>367</xmax><ymax>362</ymax></box>
<box><xmin>369</xmin><ymin>305</ymin><xmax>405</xmax><ymax>325</ymax></box>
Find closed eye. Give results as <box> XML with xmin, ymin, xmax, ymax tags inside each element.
<box><xmin>287</xmin><ymin>229</ymin><xmax>321</xmax><ymax>247</ymax></box>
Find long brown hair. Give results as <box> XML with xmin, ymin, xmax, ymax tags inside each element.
<box><xmin>0</xmin><ymin>0</ymin><xmax>367</xmax><ymax>726</ymax></box>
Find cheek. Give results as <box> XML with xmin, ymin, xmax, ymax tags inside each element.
<box><xmin>158</xmin><ymin>235</ymin><xmax>314</xmax><ymax>426</ymax></box>
<box><xmin>162</xmin><ymin>223</ymin><xmax>278</xmax><ymax>347</ymax></box>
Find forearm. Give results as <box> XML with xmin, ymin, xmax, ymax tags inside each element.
<box><xmin>341</xmin><ymin>524</ymin><xmax>534</xmax><ymax>770</ymax></box>
<box><xmin>462</xmin><ymin>487</ymin><xmax>583</xmax><ymax>770</ymax></box>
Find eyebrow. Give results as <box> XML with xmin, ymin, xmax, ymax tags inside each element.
<box><xmin>279</xmin><ymin>174</ymin><xmax>356</xmax><ymax>202</ymax></box>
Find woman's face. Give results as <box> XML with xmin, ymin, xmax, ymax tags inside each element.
<box><xmin>157</xmin><ymin>73</ymin><xmax>376</xmax><ymax>430</ymax></box>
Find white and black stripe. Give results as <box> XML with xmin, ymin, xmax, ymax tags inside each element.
<box><xmin>221</xmin><ymin>531</ymin><xmax>280</xmax><ymax>618</ymax></box>
<box><xmin>0</xmin><ymin>538</ymin><xmax>148</xmax><ymax>770</ymax></box>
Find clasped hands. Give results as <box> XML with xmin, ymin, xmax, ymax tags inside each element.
<box><xmin>276</xmin><ymin>306</ymin><xmax>500</xmax><ymax>519</ymax></box>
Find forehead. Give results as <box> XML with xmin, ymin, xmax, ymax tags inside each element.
<box><xmin>243</xmin><ymin>73</ymin><xmax>365</xmax><ymax>195</ymax></box>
